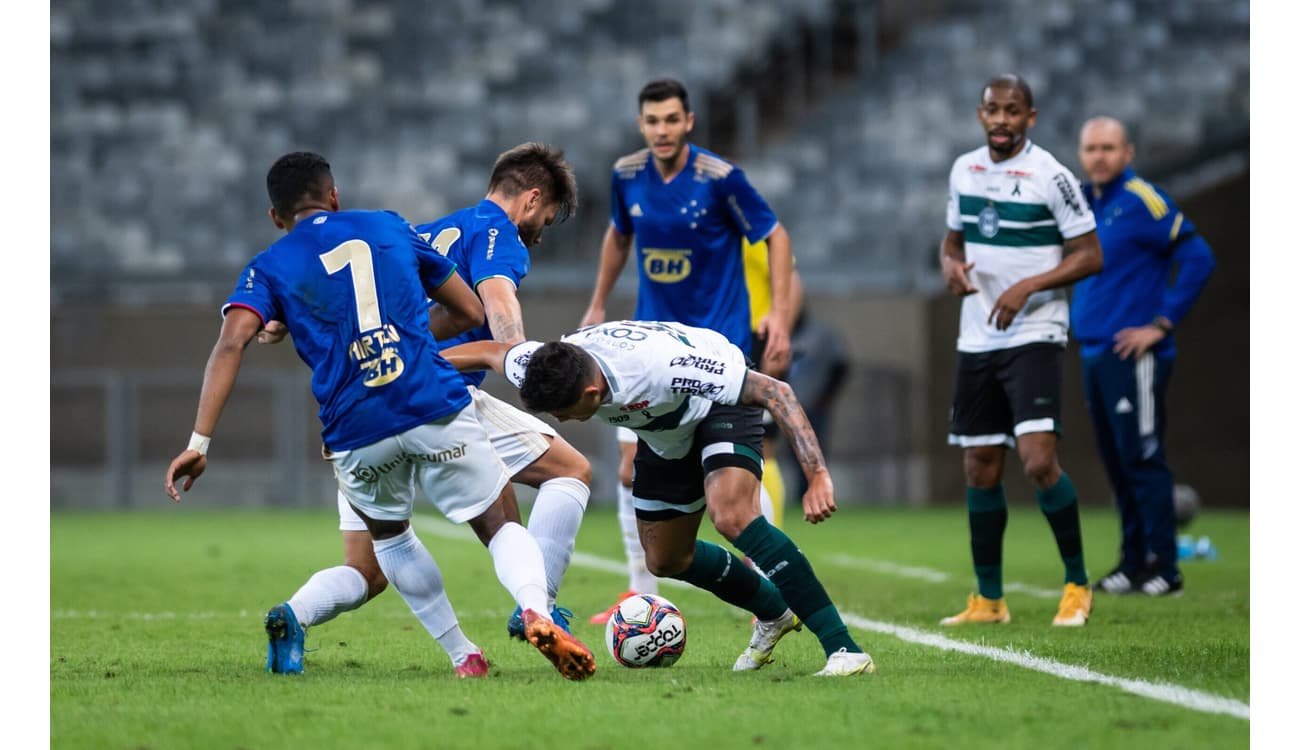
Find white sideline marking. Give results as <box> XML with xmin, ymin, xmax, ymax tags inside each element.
<box><xmin>840</xmin><ymin>613</ymin><xmax>1250</xmax><ymax>721</ymax></box>
<box><xmin>413</xmin><ymin>517</ymin><xmax>1249</xmax><ymax>721</ymax></box>
<box><xmin>825</xmin><ymin>553</ymin><xmax>1061</xmax><ymax>598</ymax></box>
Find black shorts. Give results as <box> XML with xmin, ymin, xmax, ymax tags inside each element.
<box><xmin>948</xmin><ymin>342</ymin><xmax>1063</xmax><ymax>448</ymax></box>
<box><xmin>631</xmin><ymin>402</ymin><xmax>765</xmax><ymax>521</ymax></box>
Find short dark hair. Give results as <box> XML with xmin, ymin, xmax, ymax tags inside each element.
<box><xmin>519</xmin><ymin>342</ymin><xmax>595</xmax><ymax>413</ymax></box>
<box><xmin>638</xmin><ymin>78</ymin><xmax>690</xmax><ymax>113</ymax></box>
<box><xmin>266</xmin><ymin>152</ymin><xmax>334</xmax><ymax>219</ymax></box>
<box><xmin>487</xmin><ymin>143</ymin><xmax>578</xmax><ymax>223</ymax></box>
<box><xmin>982</xmin><ymin>74</ymin><xmax>1034</xmax><ymax>109</ymax></box>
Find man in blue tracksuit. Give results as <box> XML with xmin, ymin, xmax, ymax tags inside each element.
<box><xmin>1072</xmin><ymin>117</ymin><xmax>1216</xmax><ymax>596</ymax></box>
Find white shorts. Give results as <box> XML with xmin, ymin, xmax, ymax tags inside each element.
<box><xmin>329</xmin><ymin>403</ymin><xmax>510</xmax><ymax>527</ymax></box>
<box><xmin>337</xmin><ymin>388</ymin><xmax>553</xmax><ymax>531</ymax></box>
<box><xmin>468</xmin><ymin>385</ymin><xmax>557</xmax><ymax>475</ymax></box>
<box><xmin>616</xmin><ymin>426</ymin><xmax>637</xmax><ymax>444</ymax></box>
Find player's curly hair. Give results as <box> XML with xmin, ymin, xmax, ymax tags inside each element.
<box><xmin>266</xmin><ymin>151</ymin><xmax>335</xmax><ymax>219</ymax></box>
<box><xmin>488</xmin><ymin>143</ymin><xmax>578</xmax><ymax>223</ymax></box>
<box><xmin>519</xmin><ymin>342</ymin><xmax>596</xmax><ymax>414</ymax></box>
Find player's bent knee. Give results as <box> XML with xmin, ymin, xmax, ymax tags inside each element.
<box><xmin>644</xmin><ymin>545</ymin><xmax>692</xmax><ymax>578</ymax></box>
<box><xmin>645</xmin><ymin>556</ymin><xmax>688</xmax><ymax>578</ymax></box>
<box><xmin>548</xmin><ymin>439</ymin><xmax>593</xmax><ymax>485</ymax></box>
<box><xmin>706</xmin><ymin>506</ymin><xmax>756</xmax><ymax>541</ymax></box>
<box><xmin>1019</xmin><ymin>451</ymin><xmax>1058</xmax><ymax>483</ymax></box>
<box><xmin>962</xmin><ymin>448</ymin><xmax>1003</xmax><ymax>486</ymax></box>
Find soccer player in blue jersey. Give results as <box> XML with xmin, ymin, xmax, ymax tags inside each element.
<box><xmin>267</xmin><ymin>144</ymin><xmax>592</xmax><ymax>653</ymax></box>
<box><xmin>1074</xmin><ymin>117</ymin><xmax>1216</xmax><ymax>597</ymax></box>
<box><xmin>939</xmin><ymin>75</ymin><xmax>1104</xmax><ymax>628</ymax></box>
<box><xmin>163</xmin><ymin>152</ymin><xmax>596</xmax><ymax>681</ymax></box>
<box><xmin>580</xmin><ymin>78</ymin><xmax>794</xmax><ymax>370</ymax></box>
<box><xmin>580</xmin><ymin>78</ymin><xmax>797</xmax><ymax>625</ymax></box>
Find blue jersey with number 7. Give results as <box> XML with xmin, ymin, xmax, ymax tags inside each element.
<box><xmin>222</xmin><ymin>209</ymin><xmax>471</xmax><ymax>451</ymax></box>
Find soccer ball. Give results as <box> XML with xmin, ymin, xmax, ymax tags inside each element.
<box><xmin>1174</xmin><ymin>484</ymin><xmax>1201</xmax><ymax>529</ymax></box>
<box><xmin>604</xmin><ymin>594</ymin><xmax>687</xmax><ymax>668</ymax></box>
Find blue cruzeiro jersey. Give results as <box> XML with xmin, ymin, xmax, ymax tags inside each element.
<box><xmin>1071</xmin><ymin>167</ymin><xmax>1216</xmax><ymax>359</ymax></box>
<box><xmin>610</xmin><ymin>144</ymin><xmax>778</xmax><ymax>357</ymax></box>
<box><xmin>415</xmin><ymin>199</ymin><xmax>530</xmax><ymax>388</ymax></box>
<box><xmin>223</xmin><ymin>209</ymin><xmax>471</xmax><ymax>451</ymax></box>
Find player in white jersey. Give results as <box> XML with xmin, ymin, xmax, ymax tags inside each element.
<box><xmin>938</xmin><ymin>75</ymin><xmax>1104</xmax><ymax>629</ymax></box>
<box><xmin>443</xmin><ymin>321</ymin><xmax>876</xmax><ymax>677</ymax></box>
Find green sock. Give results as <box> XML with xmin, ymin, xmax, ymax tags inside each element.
<box><xmin>669</xmin><ymin>540</ymin><xmax>788</xmax><ymax>621</ymax></box>
<box><xmin>733</xmin><ymin>516</ymin><xmax>860</xmax><ymax>657</ymax></box>
<box><xmin>1037</xmin><ymin>472</ymin><xmax>1088</xmax><ymax>586</ymax></box>
<box><xmin>967</xmin><ymin>485</ymin><xmax>1007</xmax><ymax>600</ymax></box>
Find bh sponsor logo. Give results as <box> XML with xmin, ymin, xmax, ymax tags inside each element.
<box><xmin>642</xmin><ymin>249</ymin><xmax>692</xmax><ymax>283</ymax></box>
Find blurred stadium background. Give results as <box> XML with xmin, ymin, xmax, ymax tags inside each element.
<box><xmin>49</xmin><ymin>0</ymin><xmax>1249</xmax><ymax>511</ymax></box>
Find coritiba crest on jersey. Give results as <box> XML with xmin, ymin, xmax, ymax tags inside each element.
<box><xmin>977</xmin><ymin>205</ymin><xmax>1000</xmax><ymax>238</ymax></box>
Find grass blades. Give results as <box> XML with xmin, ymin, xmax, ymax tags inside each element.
<box><xmin>51</xmin><ymin>506</ymin><xmax>1248</xmax><ymax>749</ymax></box>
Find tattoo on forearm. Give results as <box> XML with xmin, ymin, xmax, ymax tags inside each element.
<box><xmin>745</xmin><ymin>376</ymin><xmax>826</xmax><ymax>476</ymax></box>
<box><xmin>490</xmin><ymin>311</ymin><xmax>524</xmax><ymax>345</ymax></box>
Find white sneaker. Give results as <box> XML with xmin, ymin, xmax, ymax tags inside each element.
<box><xmin>733</xmin><ymin>608</ymin><xmax>802</xmax><ymax>671</ymax></box>
<box><xmin>813</xmin><ymin>647</ymin><xmax>876</xmax><ymax>677</ymax></box>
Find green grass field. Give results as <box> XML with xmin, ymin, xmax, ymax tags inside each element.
<box><xmin>51</xmin><ymin>505</ymin><xmax>1248</xmax><ymax>749</ymax></box>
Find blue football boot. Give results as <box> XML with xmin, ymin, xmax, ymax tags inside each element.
<box><xmin>507</xmin><ymin>606</ymin><xmax>526</xmax><ymax>640</ymax></box>
<box><xmin>264</xmin><ymin>602</ymin><xmax>305</xmax><ymax>674</ymax></box>
<box><xmin>550</xmin><ymin>606</ymin><xmax>574</xmax><ymax>635</ymax></box>
<box><xmin>507</xmin><ymin>605</ymin><xmax>574</xmax><ymax>640</ymax></box>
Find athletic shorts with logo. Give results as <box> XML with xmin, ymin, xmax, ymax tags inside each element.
<box><xmin>338</xmin><ymin>386</ymin><xmax>555</xmax><ymax>531</ymax></box>
<box><xmin>948</xmin><ymin>342</ymin><xmax>1064</xmax><ymax>448</ymax></box>
<box><xmin>632</xmin><ymin>402</ymin><xmax>765</xmax><ymax>521</ymax></box>
<box><xmin>330</xmin><ymin>401</ymin><xmax>510</xmax><ymax>528</ymax></box>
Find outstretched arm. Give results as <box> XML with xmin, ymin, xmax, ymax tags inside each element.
<box><xmin>440</xmin><ymin>340</ymin><xmax>514</xmax><ymax>376</ymax></box>
<box><xmin>738</xmin><ymin>369</ymin><xmax>836</xmax><ymax>523</ymax></box>
<box><xmin>580</xmin><ymin>224</ymin><xmax>633</xmax><ymax>326</ymax></box>
<box><xmin>164</xmin><ymin>307</ymin><xmax>263</xmax><ymax>502</ymax></box>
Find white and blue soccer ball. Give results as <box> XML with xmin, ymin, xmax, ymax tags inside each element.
<box><xmin>604</xmin><ymin>594</ymin><xmax>687</xmax><ymax>668</ymax></box>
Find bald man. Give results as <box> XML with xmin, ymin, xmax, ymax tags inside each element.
<box><xmin>1073</xmin><ymin>117</ymin><xmax>1217</xmax><ymax>597</ymax></box>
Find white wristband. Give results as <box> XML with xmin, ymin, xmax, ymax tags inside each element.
<box><xmin>187</xmin><ymin>432</ymin><xmax>211</xmax><ymax>456</ymax></box>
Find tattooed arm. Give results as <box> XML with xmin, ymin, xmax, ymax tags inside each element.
<box><xmin>738</xmin><ymin>370</ymin><xmax>837</xmax><ymax>523</ymax></box>
<box><xmin>476</xmin><ymin>277</ymin><xmax>526</xmax><ymax>345</ymax></box>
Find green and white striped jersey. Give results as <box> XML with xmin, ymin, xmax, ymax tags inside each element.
<box><xmin>945</xmin><ymin>140</ymin><xmax>1096</xmax><ymax>352</ymax></box>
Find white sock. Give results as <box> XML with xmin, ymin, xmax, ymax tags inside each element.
<box><xmin>618</xmin><ymin>483</ymin><xmax>658</xmax><ymax>595</ymax></box>
<box><xmin>528</xmin><ymin>477</ymin><xmax>589</xmax><ymax>606</ymax></box>
<box><xmin>372</xmin><ymin>527</ymin><xmax>479</xmax><ymax>665</ymax></box>
<box><xmin>759</xmin><ymin>483</ymin><xmax>776</xmax><ymax>525</ymax></box>
<box><xmin>486</xmin><ymin>521</ymin><xmax>549</xmax><ymax>615</ymax></box>
<box><xmin>287</xmin><ymin>565</ymin><xmax>368</xmax><ymax>628</ymax></box>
